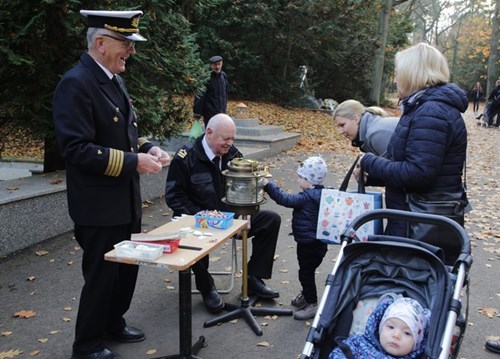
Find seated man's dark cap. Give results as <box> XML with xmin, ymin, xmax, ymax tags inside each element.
<box><xmin>80</xmin><ymin>10</ymin><xmax>147</xmax><ymax>41</ymax></box>
<box><xmin>209</xmin><ymin>55</ymin><xmax>223</xmax><ymax>63</ymax></box>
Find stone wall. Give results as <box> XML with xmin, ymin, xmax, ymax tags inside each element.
<box><xmin>0</xmin><ymin>168</ymin><xmax>168</xmax><ymax>257</ymax></box>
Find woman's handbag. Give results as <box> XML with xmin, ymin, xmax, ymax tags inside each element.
<box><xmin>406</xmin><ymin>186</ymin><xmax>469</xmax><ymax>264</ymax></box>
<box><xmin>316</xmin><ymin>155</ymin><xmax>383</xmax><ymax>244</ymax></box>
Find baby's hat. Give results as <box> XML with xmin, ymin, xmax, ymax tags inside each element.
<box><xmin>296</xmin><ymin>156</ymin><xmax>327</xmax><ymax>185</ymax></box>
<box><xmin>379</xmin><ymin>297</ymin><xmax>431</xmax><ymax>351</ymax></box>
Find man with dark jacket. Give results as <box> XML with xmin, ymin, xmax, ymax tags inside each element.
<box><xmin>193</xmin><ymin>55</ymin><xmax>229</xmax><ymax>127</ymax></box>
<box><xmin>483</xmin><ymin>79</ymin><xmax>500</xmax><ymax>127</ymax></box>
<box><xmin>165</xmin><ymin>114</ymin><xmax>281</xmax><ymax>313</ymax></box>
<box><xmin>53</xmin><ymin>9</ymin><xmax>170</xmax><ymax>359</ymax></box>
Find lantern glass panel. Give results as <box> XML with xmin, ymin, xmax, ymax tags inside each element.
<box><xmin>226</xmin><ymin>176</ymin><xmax>264</xmax><ymax>204</ymax></box>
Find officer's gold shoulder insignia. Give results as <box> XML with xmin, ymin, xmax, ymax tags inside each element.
<box><xmin>177</xmin><ymin>149</ymin><xmax>187</xmax><ymax>159</ymax></box>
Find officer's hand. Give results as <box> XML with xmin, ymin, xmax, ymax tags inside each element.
<box><xmin>137</xmin><ymin>153</ymin><xmax>162</xmax><ymax>174</ymax></box>
<box><xmin>148</xmin><ymin>146</ymin><xmax>171</xmax><ymax>166</ymax></box>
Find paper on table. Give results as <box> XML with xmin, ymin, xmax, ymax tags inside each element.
<box><xmin>131</xmin><ymin>231</ymin><xmax>187</xmax><ymax>242</ymax></box>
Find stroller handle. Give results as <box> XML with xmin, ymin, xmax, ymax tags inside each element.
<box><xmin>343</xmin><ymin>209</ymin><xmax>471</xmax><ymax>256</ymax></box>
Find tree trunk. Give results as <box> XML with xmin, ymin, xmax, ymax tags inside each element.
<box><xmin>43</xmin><ymin>137</ymin><xmax>65</xmax><ymax>173</ymax></box>
<box><xmin>487</xmin><ymin>0</ymin><xmax>500</xmax><ymax>95</ymax></box>
<box><xmin>369</xmin><ymin>0</ymin><xmax>393</xmax><ymax>105</ymax></box>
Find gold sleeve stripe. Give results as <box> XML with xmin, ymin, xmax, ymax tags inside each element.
<box><xmin>104</xmin><ymin>149</ymin><xmax>124</xmax><ymax>177</ymax></box>
<box><xmin>137</xmin><ymin>137</ymin><xmax>150</xmax><ymax>149</ymax></box>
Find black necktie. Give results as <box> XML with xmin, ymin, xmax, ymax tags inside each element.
<box><xmin>213</xmin><ymin>156</ymin><xmax>221</xmax><ymax>171</ymax></box>
<box><xmin>112</xmin><ymin>75</ymin><xmax>128</xmax><ymax>105</ymax></box>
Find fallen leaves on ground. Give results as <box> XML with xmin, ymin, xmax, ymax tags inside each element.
<box><xmin>12</xmin><ymin>310</ymin><xmax>36</xmax><ymax>319</ymax></box>
<box><xmin>0</xmin><ymin>349</ymin><xmax>23</xmax><ymax>359</ymax></box>
<box><xmin>478</xmin><ymin>307</ymin><xmax>499</xmax><ymax>318</ymax></box>
<box><xmin>228</xmin><ymin>100</ymin><xmax>355</xmax><ymax>155</ymax></box>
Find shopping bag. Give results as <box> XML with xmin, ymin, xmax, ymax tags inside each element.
<box><xmin>316</xmin><ymin>155</ymin><xmax>383</xmax><ymax>244</ymax></box>
<box><xmin>188</xmin><ymin>118</ymin><xmax>204</xmax><ymax>141</ymax></box>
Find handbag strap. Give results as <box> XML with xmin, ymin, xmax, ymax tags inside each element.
<box><xmin>339</xmin><ymin>155</ymin><xmax>366</xmax><ymax>193</ymax></box>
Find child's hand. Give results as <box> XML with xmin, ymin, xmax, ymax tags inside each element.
<box><xmin>262</xmin><ymin>178</ymin><xmax>269</xmax><ymax>186</ymax></box>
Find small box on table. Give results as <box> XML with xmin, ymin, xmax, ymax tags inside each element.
<box><xmin>194</xmin><ymin>210</ymin><xmax>235</xmax><ymax>229</ymax></box>
<box><xmin>114</xmin><ymin>241</ymin><xmax>163</xmax><ymax>261</ymax></box>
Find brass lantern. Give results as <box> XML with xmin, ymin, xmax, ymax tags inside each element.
<box><xmin>222</xmin><ymin>158</ymin><xmax>268</xmax><ymax>206</ymax></box>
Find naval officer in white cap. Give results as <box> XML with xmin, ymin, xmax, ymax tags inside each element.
<box><xmin>53</xmin><ymin>9</ymin><xmax>170</xmax><ymax>359</ymax></box>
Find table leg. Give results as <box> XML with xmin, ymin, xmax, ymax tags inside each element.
<box><xmin>153</xmin><ymin>268</ymin><xmax>206</xmax><ymax>359</ymax></box>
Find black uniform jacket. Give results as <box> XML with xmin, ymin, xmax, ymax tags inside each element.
<box><xmin>165</xmin><ymin>136</ymin><xmax>241</xmax><ymax>217</ymax></box>
<box><xmin>53</xmin><ymin>52</ymin><xmax>153</xmax><ymax>229</ymax></box>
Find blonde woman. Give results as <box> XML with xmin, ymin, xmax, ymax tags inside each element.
<box><xmin>333</xmin><ymin>100</ymin><xmax>399</xmax><ymax>156</ymax></box>
<box><xmin>359</xmin><ymin>43</ymin><xmax>468</xmax><ymax>262</ymax></box>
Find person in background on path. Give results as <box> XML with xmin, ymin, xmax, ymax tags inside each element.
<box><xmin>333</xmin><ymin>99</ymin><xmax>399</xmax><ymax>156</ymax></box>
<box><xmin>329</xmin><ymin>296</ymin><xmax>431</xmax><ymax>359</ymax></box>
<box><xmin>263</xmin><ymin>156</ymin><xmax>328</xmax><ymax>320</ymax></box>
<box><xmin>53</xmin><ymin>9</ymin><xmax>170</xmax><ymax>359</ymax></box>
<box><xmin>471</xmin><ymin>81</ymin><xmax>483</xmax><ymax>116</ymax></box>
<box><xmin>165</xmin><ymin>114</ymin><xmax>281</xmax><ymax>314</ymax></box>
<box><xmin>477</xmin><ymin>79</ymin><xmax>500</xmax><ymax>127</ymax></box>
<box><xmin>193</xmin><ymin>55</ymin><xmax>229</xmax><ymax>127</ymax></box>
<box><xmin>358</xmin><ymin>43</ymin><xmax>468</xmax><ymax>253</ymax></box>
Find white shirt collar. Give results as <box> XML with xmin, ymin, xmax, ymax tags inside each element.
<box><xmin>91</xmin><ymin>56</ymin><xmax>114</xmax><ymax>80</ymax></box>
<box><xmin>202</xmin><ymin>136</ymin><xmax>217</xmax><ymax>161</ymax></box>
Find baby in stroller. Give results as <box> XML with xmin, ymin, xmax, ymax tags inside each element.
<box><xmin>300</xmin><ymin>209</ymin><xmax>472</xmax><ymax>359</ymax></box>
<box><xmin>329</xmin><ymin>295</ymin><xmax>431</xmax><ymax>359</ymax></box>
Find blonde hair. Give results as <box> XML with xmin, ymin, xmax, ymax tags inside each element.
<box><xmin>395</xmin><ymin>43</ymin><xmax>449</xmax><ymax>98</ymax></box>
<box><xmin>333</xmin><ymin>99</ymin><xmax>389</xmax><ymax>122</ymax></box>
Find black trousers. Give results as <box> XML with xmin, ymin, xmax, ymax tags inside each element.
<box><xmin>297</xmin><ymin>241</ymin><xmax>328</xmax><ymax>304</ymax></box>
<box><xmin>73</xmin><ymin>224</ymin><xmax>138</xmax><ymax>354</ymax></box>
<box><xmin>473</xmin><ymin>97</ymin><xmax>480</xmax><ymax>113</ymax></box>
<box><xmin>192</xmin><ymin>210</ymin><xmax>281</xmax><ymax>293</ymax></box>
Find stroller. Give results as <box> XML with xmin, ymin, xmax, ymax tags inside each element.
<box><xmin>300</xmin><ymin>209</ymin><xmax>473</xmax><ymax>359</ymax></box>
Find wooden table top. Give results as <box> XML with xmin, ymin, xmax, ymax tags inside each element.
<box><xmin>104</xmin><ymin>215</ymin><xmax>248</xmax><ymax>271</ymax></box>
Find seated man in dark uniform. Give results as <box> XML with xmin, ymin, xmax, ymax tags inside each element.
<box><xmin>165</xmin><ymin>114</ymin><xmax>281</xmax><ymax>313</ymax></box>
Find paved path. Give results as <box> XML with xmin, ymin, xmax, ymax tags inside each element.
<box><xmin>0</xmin><ymin>107</ymin><xmax>499</xmax><ymax>358</ymax></box>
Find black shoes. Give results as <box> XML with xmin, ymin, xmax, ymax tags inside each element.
<box><xmin>247</xmin><ymin>276</ymin><xmax>279</xmax><ymax>298</ymax></box>
<box><xmin>107</xmin><ymin>325</ymin><xmax>145</xmax><ymax>343</ymax></box>
<box><xmin>72</xmin><ymin>348</ymin><xmax>121</xmax><ymax>359</ymax></box>
<box><xmin>486</xmin><ymin>339</ymin><xmax>500</xmax><ymax>354</ymax></box>
<box><xmin>201</xmin><ymin>288</ymin><xmax>225</xmax><ymax>313</ymax></box>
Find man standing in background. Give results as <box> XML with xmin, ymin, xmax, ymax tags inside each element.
<box><xmin>194</xmin><ymin>55</ymin><xmax>229</xmax><ymax>127</ymax></box>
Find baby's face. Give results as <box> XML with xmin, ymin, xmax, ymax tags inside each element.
<box><xmin>379</xmin><ymin>317</ymin><xmax>414</xmax><ymax>356</ymax></box>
